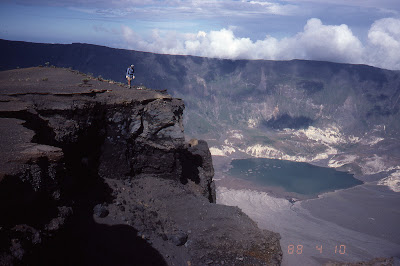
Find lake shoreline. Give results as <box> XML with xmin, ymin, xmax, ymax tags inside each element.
<box><xmin>212</xmin><ymin>155</ymin><xmax>364</xmax><ymax>202</ymax></box>
<box><xmin>214</xmin><ymin>155</ymin><xmax>400</xmax><ymax>265</ymax></box>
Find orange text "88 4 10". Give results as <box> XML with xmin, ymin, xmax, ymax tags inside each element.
<box><xmin>287</xmin><ymin>244</ymin><xmax>346</xmax><ymax>255</ymax></box>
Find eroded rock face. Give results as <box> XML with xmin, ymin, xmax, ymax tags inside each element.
<box><xmin>0</xmin><ymin>67</ymin><xmax>281</xmax><ymax>265</ymax></box>
<box><xmin>102</xmin><ymin>176</ymin><xmax>282</xmax><ymax>265</ymax></box>
<box><xmin>180</xmin><ymin>140</ymin><xmax>216</xmax><ymax>202</ymax></box>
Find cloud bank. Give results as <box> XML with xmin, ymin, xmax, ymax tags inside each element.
<box><xmin>122</xmin><ymin>18</ymin><xmax>400</xmax><ymax>70</ymax></box>
<box><xmin>8</xmin><ymin>0</ymin><xmax>299</xmax><ymax>17</ymax></box>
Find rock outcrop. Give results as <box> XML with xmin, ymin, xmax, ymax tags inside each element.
<box><xmin>0</xmin><ymin>67</ymin><xmax>282</xmax><ymax>265</ymax></box>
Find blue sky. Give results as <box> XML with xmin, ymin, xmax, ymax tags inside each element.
<box><xmin>0</xmin><ymin>0</ymin><xmax>400</xmax><ymax>69</ymax></box>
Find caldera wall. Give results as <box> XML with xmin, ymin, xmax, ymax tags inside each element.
<box><xmin>0</xmin><ymin>67</ymin><xmax>281</xmax><ymax>265</ymax></box>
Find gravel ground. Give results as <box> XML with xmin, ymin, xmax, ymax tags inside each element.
<box><xmin>217</xmin><ymin>183</ymin><xmax>400</xmax><ymax>266</ymax></box>
<box><xmin>94</xmin><ymin>175</ymin><xmax>282</xmax><ymax>266</ymax></box>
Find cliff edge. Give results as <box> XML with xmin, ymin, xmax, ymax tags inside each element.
<box><xmin>0</xmin><ymin>67</ymin><xmax>282</xmax><ymax>265</ymax></box>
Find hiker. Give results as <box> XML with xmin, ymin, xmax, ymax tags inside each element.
<box><xmin>126</xmin><ymin>64</ymin><xmax>135</xmax><ymax>88</ymax></box>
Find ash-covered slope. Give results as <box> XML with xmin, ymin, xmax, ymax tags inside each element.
<box><xmin>1</xmin><ymin>39</ymin><xmax>399</xmax><ymax>137</ymax></box>
<box><xmin>1</xmin><ymin>39</ymin><xmax>399</xmax><ymax>188</ymax></box>
<box><xmin>1</xmin><ymin>39</ymin><xmax>399</xmax><ymax>135</ymax></box>
<box><xmin>0</xmin><ymin>67</ymin><xmax>282</xmax><ymax>265</ymax></box>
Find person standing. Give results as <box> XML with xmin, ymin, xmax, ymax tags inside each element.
<box><xmin>126</xmin><ymin>64</ymin><xmax>135</xmax><ymax>88</ymax></box>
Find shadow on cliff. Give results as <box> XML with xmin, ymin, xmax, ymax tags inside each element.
<box><xmin>0</xmin><ymin>106</ymin><xmax>168</xmax><ymax>265</ymax></box>
<box><xmin>0</xmin><ymin>168</ymin><xmax>167</xmax><ymax>265</ymax></box>
<box><xmin>33</xmin><ymin>110</ymin><xmax>168</xmax><ymax>265</ymax></box>
<box><xmin>28</xmin><ymin>213</ymin><xmax>167</xmax><ymax>266</ymax></box>
<box><xmin>180</xmin><ymin>149</ymin><xmax>202</xmax><ymax>185</ymax></box>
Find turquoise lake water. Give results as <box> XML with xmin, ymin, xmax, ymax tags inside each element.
<box><xmin>228</xmin><ymin>158</ymin><xmax>363</xmax><ymax>195</ymax></box>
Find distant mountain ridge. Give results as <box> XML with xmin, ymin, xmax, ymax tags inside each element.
<box><xmin>2</xmin><ymin>39</ymin><xmax>400</xmax><ymax>183</ymax></box>
<box><xmin>1</xmin><ymin>39</ymin><xmax>397</xmax><ymax>91</ymax></box>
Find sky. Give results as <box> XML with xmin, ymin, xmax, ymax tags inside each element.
<box><xmin>0</xmin><ymin>0</ymin><xmax>400</xmax><ymax>70</ymax></box>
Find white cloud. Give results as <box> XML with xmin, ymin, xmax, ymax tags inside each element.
<box><xmin>8</xmin><ymin>0</ymin><xmax>299</xmax><ymax>18</ymax></box>
<box><xmin>283</xmin><ymin>0</ymin><xmax>400</xmax><ymax>11</ymax></box>
<box><xmin>284</xmin><ymin>18</ymin><xmax>364</xmax><ymax>63</ymax></box>
<box><xmin>366</xmin><ymin>18</ymin><xmax>400</xmax><ymax>70</ymax></box>
<box><xmin>245</xmin><ymin>0</ymin><xmax>298</xmax><ymax>15</ymax></box>
<box><xmin>121</xmin><ymin>18</ymin><xmax>400</xmax><ymax>70</ymax></box>
<box><xmin>7</xmin><ymin>0</ymin><xmax>158</xmax><ymax>7</ymax></box>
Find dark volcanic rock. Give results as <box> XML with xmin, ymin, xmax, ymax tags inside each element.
<box><xmin>262</xmin><ymin>113</ymin><xmax>314</xmax><ymax>130</ymax></box>
<box><xmin>93</xmin><ymin>204</ymin><xmax>109</xmax><ymax>218</ymax></box>
<box><xmin>181</xmin><ymin>139</ymin><xmax>216</xmax><ymax>202</ymax></box>
<box><xmin>1</xmin><ymin>39</ymin><xmax>400</xmax><ymax>141</ymax></box>
<box><xmin>46</xmin><ymin>206</ymin><xmax>73</xmax><ymax>231</ymax></box>
<box><xmin>168</xmin><ymin>231</ymin><xmax>188</xmax><ymax>246</ymax></box>
<box><xmin>102</xmin><ymin>176</ymin><xmax>282</xmax><ymax>266</ymax></box>
<box><xmin>322</xmin><ymin>257</ymin><xmax>395</xmax><ymax>266</ymax></box>
<box><xmin>0</xmin><ymin>67</ymin><xmax>282</xmax><ymax>265</ymax></box>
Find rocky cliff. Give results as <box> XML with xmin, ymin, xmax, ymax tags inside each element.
<box><xmin>1</xmin><ymin>39</ymin><xmax>399</xmax><ymax>184</ymax></box>
<box><xmin>0</xmin><ymin>67</ymin><xmax>282</xmax><ymax>265</ymax></box>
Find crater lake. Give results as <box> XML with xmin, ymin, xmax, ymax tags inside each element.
<box><xmin>228</xmin><ymin>158</ymin><xmax>363</xmax><ymax>196</ymax></box>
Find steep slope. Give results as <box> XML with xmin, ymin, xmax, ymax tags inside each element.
<box><xmin>1</xmin><ymin>39</ymin><xmax>399</xmax><ymax>186</ymax></box>
<box><xmin>0</xmin><ymin>67</ymin><xmax>282</xmax><ymax>265</ymax></box>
